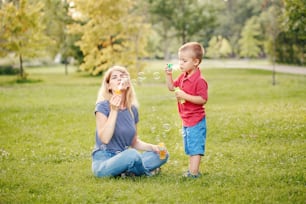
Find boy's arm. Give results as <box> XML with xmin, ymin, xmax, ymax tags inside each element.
<box><xmin>165</xmin><ymin>66</ymin><xmax>175</xmax><ymax>91</ymax></box>
<box><xmin>175</xmin><ymin>90</ymin><xmax>207</xmax><ymax>105</ymax></box>
<box><xmin>185</xmin><ymin>94</ymin><xmax>207</xmax><ymax>105</ymax></box>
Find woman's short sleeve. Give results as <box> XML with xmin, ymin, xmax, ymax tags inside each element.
<box><xmin>131</xmin><ymin>106</ymin><xmax>139</xmax><ymax>124</ymax></box>
<box><xmin>95</xmin><ymin>101</ymin><xmax>110</xmax><ymax>117</ymax></box>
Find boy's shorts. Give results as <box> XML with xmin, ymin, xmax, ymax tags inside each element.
<box><xmin>182</xmin><ymin>117</ymin><xmax>206</xmax><ymax>156</ymax></box>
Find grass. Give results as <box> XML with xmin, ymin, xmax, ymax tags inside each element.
<box><xmin>0</xmin><ymin>62</ymin><xmax>305</xmax><ymax>203</ymax></box>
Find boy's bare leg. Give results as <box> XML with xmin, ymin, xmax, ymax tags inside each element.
<box><xmin>189</xmin><ymin>155</ymin><xmax>201</xmax><ymax>175</ymax></box>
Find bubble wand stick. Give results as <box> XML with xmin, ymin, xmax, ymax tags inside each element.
<box><xmin>114</xmin><ymin>78</ymin><xmax>127</xmax><ymax>95</ymax></box>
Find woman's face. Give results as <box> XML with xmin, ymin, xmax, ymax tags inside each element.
<box><xmin>108</xmin><ymin>70</ymin><xmax>130</xmax><ymax>92</ymax></box>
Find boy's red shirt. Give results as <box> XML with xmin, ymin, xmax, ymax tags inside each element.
<box><xmin>173</xmin><ymin>68</ymin><xmax>208</xmax><ymax>127</ymax></box>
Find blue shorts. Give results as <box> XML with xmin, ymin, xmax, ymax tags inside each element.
<box><xmin>182</xmin><ymin>117</ymin><xmax>206</xmax><ymax>156</ymax></box>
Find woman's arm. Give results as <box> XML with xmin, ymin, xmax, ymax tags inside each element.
<box><xmin>96</xmin><ymin>110</ymin><xmax>118</xmax><ymax>144</ymax></box>
<box><xmin>131</xmin><ymin>137</ymin><xmax>160</xmax><ymax>153</ymax></box>
<box><xmin>96</xmin><ymin>95</ymin><xmax>122</xmax><ymax>144</ymax></box>
<box><xmin>130</xmin><ymin>126</ymin><xmax>160</xmax><ymax>153</ymax></box>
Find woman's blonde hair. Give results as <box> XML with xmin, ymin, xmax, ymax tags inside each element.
<box><xmin>96</xmin><ymin>65</ymin><xmax>139</xmax><ymax>110</ymax></box>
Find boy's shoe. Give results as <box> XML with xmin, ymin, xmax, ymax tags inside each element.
<box><xmin>182</xmin><ymin>170</ymin><xmax>201</xmax><ymax>178</ymax></box>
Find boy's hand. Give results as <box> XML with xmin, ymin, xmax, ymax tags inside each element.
<box><xmin>164</xmin><ymin>64</ymin><xmax>172</xmax><ymax>76</ymax></box>
<box><xmin>175</xmin><ymin>88</ymin><xmax>186</xmax><ymax>101</ymax></box>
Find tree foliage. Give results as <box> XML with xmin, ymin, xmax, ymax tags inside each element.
<box><xmin>145</xmin><ymin>0</ymin><xmax>177</xmax><ymax>59</ymax></box>
<box><xmin>260</xmin><ymin>4</ymin><xmax>282</xmax><ymax>62</ymax></box>
<box><xmin>206</xmin><ymin>36</ymin><xmax>232</xmax><ymax>59</ymax></box>
<box><xmin>214</xmin><ymin>0</ymin><xmax>262</xmax><ymax>56</ymax></box>
<box><xmin>41</xmin><ymin>0</ymin><xmax>74</xmax><ymax>58</ymax></box>
<box><xmin>146</xmin><ymin>0</ymin><xmax>216</xmax><ymax>59</ymax></box>
<box><xmin>276</xmin><ymin>0</ymin><xmax>305</xmax><ymax>65</ymax></box>
<box><xmin>238</xmin><ymin>16</ymin><xmax>262</xmax><ymax>58</ymax></box>
<box><xmin>0</xmin><ymin>0</ymin><xmax>53</xmax><ymax>78</ymax></box>
<box><xmin>40</xmin><ymin>0</ymin><xmax>82</xmax><ymax>72</ymax></box>
<box><xmin>1</xmin><ymin>0</ymin><xmax>304</xmax><ymax>72</ymax></box>
<box><xmin>68</xmin><ymin>0</ymin><xmax>151</xmax><ymax>76</ymax></box>
<box><xmin>283</xmin><ymin>0</ymin><xmax>305</xmax><ymax>37</ymax></box>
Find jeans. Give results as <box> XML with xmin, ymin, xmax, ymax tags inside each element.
<box><xmin>92</xmin><ymin>148</ymin><xmax>169</xmax><ymax>177</ymax></box>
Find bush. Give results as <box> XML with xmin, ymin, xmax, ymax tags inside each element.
<box><xmin>0</xmin><ymin>65</ymin><xmax>20</xmax><ymax>75</ymax></box>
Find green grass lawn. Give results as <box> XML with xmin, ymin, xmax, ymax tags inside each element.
<box><xmin>0</xmin><ymin>62</ymin><xmax>305</xmax><ymax>203</ymax></box>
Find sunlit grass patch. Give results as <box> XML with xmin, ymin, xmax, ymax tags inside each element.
<box><xmin>0</xmin><ymin>63</ymin><xmax>305</xmax><ymax>203</ymax></box>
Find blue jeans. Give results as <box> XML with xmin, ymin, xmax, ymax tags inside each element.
<box><xmin>92</xmin><ymin>148</ymin><xmax>169</xmax><ymax>177</ymax></box>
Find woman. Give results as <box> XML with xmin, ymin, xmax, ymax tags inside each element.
<box><xmin>92</xmin><ymin>65</ymin><xmax>169</xmax><ymax>177</ymax></box>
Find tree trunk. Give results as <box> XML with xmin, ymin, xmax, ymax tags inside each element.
<box><xmin>65</xmin><ymin>61</ymin><xmax>68</xmax><ymax>75</ymax></box>
<box><xmin>272</xmin><ymin>36</ymin><xmax>276</xmax><ymax>86</ymax></box>
<box><xmin>19</xmin><ymin>54</ymin><xmax>24</xmax><ymax>79</ymax></box>
<box><xmin>163</xmin><ymin>38</ymin><xmax>170</xmax><ymax>60</ymax></box>
<box><xmin>182</xmin><ymin>31</ymin><xmax>186</xmax><ymax>45</ymax></box>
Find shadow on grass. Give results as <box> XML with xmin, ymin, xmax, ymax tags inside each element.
<box><xmin>15</xmin><ymin>78</ymin><xmax>43</xmax><ymax>84</ymax></box>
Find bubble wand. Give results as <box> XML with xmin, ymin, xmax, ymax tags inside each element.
<box><xmin>114</xmin><ymin>78</ymin><xmax>128</xmax><ymax>95</ymax></box>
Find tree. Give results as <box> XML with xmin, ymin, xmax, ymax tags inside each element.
<box><xmin>0</xmin><ymin>0</ymin><xmax>53</xmax><ymax>79</ymax></box>
<box><xmin>146</xmin><ymin>0</ymin><xmax>216</xmax><ymax>59</ymax></box>
<box><xmin>214</xmin><ymin>0</ymin><xmax>263</xmax><ymax>57</ymax></box>
<box><xmin>219</xmin><ymin>37</ymin><xmax>232</xmax><ymax>58</ymax></box>
<box><xmin>41</xmin><ymin>0</ymin><xmax>81</xmax><ymax>74</ymax></box>
<box><xmin>260</xmin><ymin>4</ymin><xmax>282</xmax><ymax>58</ymax></box>
<box><xmin>283</xmin><ymin>0</ymin><xmax>305</xmax><ymax>38</ymax></box>
<box><xmin>238</xmin><ymin>16</ymin><xmax>262</xmax><ymax>58</ymax></box>
<box><xmin>171</xmin><ymin>0</ymin><xmax>216</xmax><ymax>44</ymax></box>
<box><xmin>68</xmin><ymin>0</ymin><xmax>151</xmax><ymax>76</ymax></box>
<box><xmin>206</xmin><ymin>36</ymin><xmax>220</xmax><ymax>59</ymax></box>
<box><xmin>146</xmin><ymin>0</ymin><xmax>177</xmax><ymax>59</ymax></box>
<box><xmin>260</xmin><ymin>4</ymin><xmax>282</xmax><ymax>85</ymax></box>
<box><xmin>206</xmin><ymin>35</ymin><xmax>232</xmax><ymax>59</ymax></box>
<box><xmin>278</xmin><ymin>0</ymin><xmax>305</xmax><ymax>65</ymax></box>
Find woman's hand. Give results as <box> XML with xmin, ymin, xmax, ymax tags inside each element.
<box><xmin>109</xmin><ymin>94</ymin><xmax>122</xmax><ymax>111</ymax></box>
<box><xmin>132</xmin><ymin>137</ymin><xmax>168</xmax><ymax>154</ymax></box>
<box><xmin>151</xmin><ymin>144</ymin><xmax>161</xmax><ymax>153</ymax></box>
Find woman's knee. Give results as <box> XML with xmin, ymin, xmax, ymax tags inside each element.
<box><xmin>122</xmin><ymin>149</ymin><xmax>142</xmax><ymax>162</ymax></box>
<box><xmin>91</xmin><ymin>149</ymin><xmax>143</xmax><ymax>177</ymax></box>
<box><xmin>92</xmin><ymin>162</ymin><xmax>103</xmax><ymax>177</ymax></box>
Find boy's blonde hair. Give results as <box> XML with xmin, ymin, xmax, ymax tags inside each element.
<box><xmin>179</xmin><ymin>42</ymin><xmax>205</xmax><ymax>64</ymax></box>
<box><xmin>96</xmin><ymin>65</ymin><xmax>139</xmax><ymax>110</ymax></box>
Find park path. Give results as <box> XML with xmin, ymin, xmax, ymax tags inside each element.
<box><xmin>203</xmin><ymin>60</ymin><xmax>306</xmax><ymax>75</ymax></box>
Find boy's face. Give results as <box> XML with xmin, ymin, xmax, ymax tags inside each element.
<box><xmin>178</xmin><ymin>50</ymin><xmax>199</xmax><ymax>74</ymax></box>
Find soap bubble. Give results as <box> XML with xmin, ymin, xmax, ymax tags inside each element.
<box><xmin>167</xmin><ymin>63</ymin><xmax>180</xmax><ymax>71</ymax></box>
<box><xmin>175</xmin><ymin>143</ymin><xmax>179</xmax><ymax>150</ymax></box>
<box><xmin>150</xmin><ymin>126</ymin><xmax>156</xmax><ymax>133</ymax></box>
<box><xmin>162</xmin><ymin>132</ymin><xmax>166</xmax><ymax>138</ymax></box>
<box><xmin>156</xmin><ymin>135</ymin><xmax>160</xmax><ymax>142</ymax></box>
<box><xmin>153</xmin><ymin>72</ymin><xmax>160</xmax><ymax>80</ymax></box>
<box><xmin>131</xmin><ymin>79</ymin><xmax>137</xmax><ymax>86</ymax></box>
<box><xmin>163</xmin><ymin>123</ymin><xmax>171</xmax><ymax>132</ymax></box>
<box><xmin>173</xmin><ymin>160</ymin><xmax>178</xmax><ymax>166</ymax></box>
<box><xmin>137</xmin><ymin>72</ymin><xmax>146</xmax><ymax>82</ymax></box>
<box><xmin>151</xmin><ymin>106</ymin><xmax>156</xmax><ymax>112</ymax></box>
<box><xmin>172</xmin><ymin>64</ymin><xmax>180</xmax><ymax>70</ymax></box>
